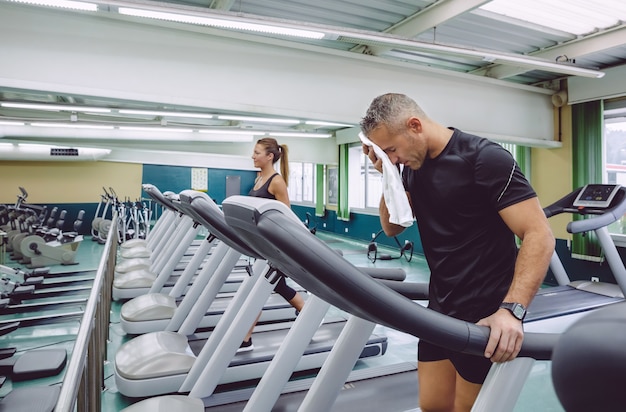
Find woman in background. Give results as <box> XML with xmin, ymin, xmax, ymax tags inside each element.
<box><xmin>239</xmin><ymin>137</ymin><xmax>306</xmax><ymax>351</ymax></box>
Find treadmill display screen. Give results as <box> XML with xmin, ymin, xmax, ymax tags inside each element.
<box><xmin>572</xmin><ymin>184</ymin><xmax>621</xmax><ymax>208</ymax></box>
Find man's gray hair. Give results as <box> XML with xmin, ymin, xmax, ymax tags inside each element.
<box><xmin>360</xmin><ymin>93</ymin><xmax>426</xmax><ymax>135</ymax></box>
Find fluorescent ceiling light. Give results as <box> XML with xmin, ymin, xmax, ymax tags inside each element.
<box><xmin>270</xmin><ymin>132</ymin><xmax>332</xmax><ymax>138</ymax></box>
<box><xmin>87</xmin><ymin>131</ymin><xmax>251</xmax><ymax>142</ymax></box>
<box><xmin>1</xmin><ymin>102</ymin><xmax>112</xmax><ymax>113</ymax></box>
<box><xmin>305</xmin><ymin>120</ymin><xmax>354</xmax><ymax>128</ymax></box>
<box><xmin>119</xmin><ymin>126</ymin><xmax>193</xmax><ymax>133</ymax></box>
<box><xmin>198</xmin><ymin>129</ymin><xmax>255</xmax><ymax>135</ymax></box>
<box><xmin>5</xmin><ymin>0</ymin><xmax>98</xmax><ymax>11</ymax></box>
<box><xmin>218</xmin><ymin>115</ymin><xmax>300</xmax><ymax>124</ymax></box>
<box><xmin>118</xmin><ymin>109</ymin><xmax>214</xmax><ymax>119</ymax></box>
<box><xmin>31</xmin><ymin>122</ymin><xmax>114</xmax><ymax>129</ymax></box>
<box><xmin>337</xmin><ymin>30</ymin><xmax>605</xmax><ymax>78</ymax></box>
<box><xmin>118</xmin><ymin>7</ymin><xmax>325</xmax><ymax>39</ymax></box>
<box><xmin>196</xmin><ymin>134</ymin><xmax>252</xmax><ymax>142</ymax></box>
<box><xmin>0</xmin><ymin>120</ymin><xmax>25</xmax><ymax>126</ymax></box>
<box><xmin>17</xmin><ymin>143</ymin><xmax>47</xmax><ymax>151</ymax></box>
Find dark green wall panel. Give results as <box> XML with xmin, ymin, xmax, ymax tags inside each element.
<box><xmin>141</xmin><ymin>164</ymin><xmax>257</xmax><ymax>204</ymax></box>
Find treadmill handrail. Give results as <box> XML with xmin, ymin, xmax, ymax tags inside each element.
<box><xmin>179</xmin><ymin>190</ymin><xmax>260</xmax><ymax>258</ymax></box>
<box><xmin>223</xmin><ymin>196</ymin><xmax>558</xmax><ymax>361</ymax></box>
<box><xmin>142</xmin><ymin>184</ymin><xmax>179</xmax><ymax>212</ymax></box>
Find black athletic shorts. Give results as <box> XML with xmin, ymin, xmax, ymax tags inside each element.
<box><xmin>273</xmin><ymin>273</ymin><xmax>297</xmax><ymax>302</ymax></box>
<box><xmin>418</xmin><ymin>340</ymin><xmax>492</xmax><ymax>384</ymax></box>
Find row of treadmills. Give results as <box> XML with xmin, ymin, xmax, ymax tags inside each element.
<box><xmin>110</xmin><ymin>183</ymin><xmax>626</xmax><ymax>412</ymax></box>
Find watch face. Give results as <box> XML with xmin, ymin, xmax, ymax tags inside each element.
<box><xmin>512</xmin><ymin>304</ymin><xmax>525</xmax><ymax>319</ymax></box>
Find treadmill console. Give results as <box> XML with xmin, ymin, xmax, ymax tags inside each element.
<box><xmin>572</xmin><ymin>184</ymin><xmax>621</xmax><ymax>208</ymax></box>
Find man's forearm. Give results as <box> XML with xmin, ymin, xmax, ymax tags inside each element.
<box><xmin>504</xmin><ymin>229</ymin><xmax>555</xmax><ymax>307</ymax></box>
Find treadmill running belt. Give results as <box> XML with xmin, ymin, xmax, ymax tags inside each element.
<box><xmin>527</xmin><ymin>286</ymin><xmax>622</xmax><ymax>321</ymax></box>
<box><xmin>207</xmin><ymin>369</ymin><xmax>419</xmax><ymax>411</ymax></box>
<box><xmin>187</xmin><ymin>320</ymin><xmax>387</xmax><ymax>366</ymax></box>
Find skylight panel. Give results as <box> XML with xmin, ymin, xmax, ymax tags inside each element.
<box><xmin>481</xmin><ymin>0</ymin><xmax>626</xmax><ymax>36</ymax></box>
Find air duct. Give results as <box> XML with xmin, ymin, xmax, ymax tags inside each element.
<box><xmin>551</xmin><ymin>90</ymin><xmax>568</xmax><ymax>108</ymax></box>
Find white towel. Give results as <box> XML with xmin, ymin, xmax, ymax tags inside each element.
<box><xmin>359</xmin><ymin>132</ymin><xmax>413</xmax><ymax>228</ymax></box>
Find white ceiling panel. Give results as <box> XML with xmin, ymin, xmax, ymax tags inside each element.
<box><xmin>2</xmin><ymin>0</ymin><xmax>626</xmax><ymax>155</ymax></box>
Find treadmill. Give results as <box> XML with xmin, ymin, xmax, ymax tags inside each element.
<box><xmin>113</xmin><ymin>190</ymin><xmax>388</xmax><ymax>399</ymax></box>
<box><xmin>113</xmin><ymin>191</ymin><xmax>248</xmax><ymax>301</ymax></box>
<box><xmin>113</xmin><ymin>186</ymin><xmax>206</xmax><ymax>276</ymax></box>
<box><xmin>119</xmin><ymin>191</ymin><xmax>304</xmax><ymax>335</ymax></box>
<box><xmin>117</xmin><ymin>196</ymin><xmax>558</xmax><ymax>412</ymax></box>
<box><xmin>120</xmin><ymin>185</ymin><xmax>626</xmax><ymax>411</ymax></box>
<box><xmin>524</xmin><ymin>183</ymin><xmax>626</xmax><ymax>333</ymax></box>
<box><xmin>218</xmin><ymin>196</ymin><xmax>564</xmax><ymax>412</ymax></box>
<box><xmin>118</xmin><ymin>184</ymin><xmax>177</xmax><ymax>253</ymax></box>
<box><xmin>216</xmin><ymin>191</ymin><xmax>625</xmax><ymax>412</ymax></box>
<box><xmin>117</xmin><ymin>185</ymin><xmax>177</xmax><ymax>260</ymax></box>
<box><xmin>119</xmin><ymin>190</ymin><xmax>204</xmax><ymax>263</ymax></box>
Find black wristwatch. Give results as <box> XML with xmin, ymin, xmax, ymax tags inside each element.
<box><xmin>500</xmin><ymin>302</ymin><xmax>527</xmax><ymax>321</ymax></box>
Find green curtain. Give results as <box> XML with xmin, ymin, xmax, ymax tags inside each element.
<box><xmin>337</xmin><ymin>143</ymin><xmax>350</xmax><ymax>221</ymax></box>
<box><xmin>499</xmin><ymin>142</ymin><xmax>530</xmax><ymax>179</ymax></box>
<box><xmin>315</xmin><ymin>164</ymin><xmax>325</xmax><ymax>217</ymax></box>
<box><xmin>572</xmin><ymin>100</ymin><xmax>604</xmax><ymax>259</ymax></box>
<box><xmin>516</xmin><ymin>146</ymin><xmax>530</xmax><ymax>181</ymax></box>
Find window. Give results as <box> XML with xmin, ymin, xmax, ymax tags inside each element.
<box><xmin>499</xmin><ymin>142</ymin><xmax>516</xmax><ymax>156</ymax></box>
<box><xmin>603</xmin><ymin>98</ymin><xmax>626</xmax><ymax>238</ymax></box>
<box><xmin>347</xmin><ymin>144</ymin><xmax>383</xmax><ymax>210</ymax></box>
<box><xmin>604</xmin><ymin>103</ymin><xmax>626</xmax><ymax>186</ymax></box>
<box><xmin>288</xmin><ymin>162</ymin><xmax>315</xmax><ymax>203</ymax></box>
<box><xmin>604</xmin><ymin>122</ymin><xmax>626</xmax><ymax>185</ymax></box>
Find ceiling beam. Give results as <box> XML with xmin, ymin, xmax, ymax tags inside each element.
<box><xmin>474</xmin><ymin>24</ymin><xmax>626</xmax><ymax>80</ymax></box>
<box><xmin>356</xmin><ymin>0</ymin><xmax>491</xmax><ymax>56</ymax></box>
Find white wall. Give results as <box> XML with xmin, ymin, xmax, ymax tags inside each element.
<box><xmin>0</xmin><ymin>3</ymin><xmax>555</xmax><ymax>166</ymax></box>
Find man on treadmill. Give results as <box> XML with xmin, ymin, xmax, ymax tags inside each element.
<box><xmin>361</xmin><ymin>93</ymin><xmax>555</xmax><ymax>412</ymax></box>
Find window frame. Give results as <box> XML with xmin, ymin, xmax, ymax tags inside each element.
<box><xmin>347</xmin><ymin>143</ymin><xmax>382</xmax><ymax>215</ymax></box>
<box><xmin>603</xmin><ymin>98</ymin><xmax>626</xmax><ymax>246</ymax></box>
<box><xmin>288</xmin><ymin>161</ymin><xmax>316</xmax><ymax>206</ymax></box>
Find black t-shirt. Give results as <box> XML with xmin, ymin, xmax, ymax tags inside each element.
<box><xmin>402</xmin><ymin>128</ymin><xmax>536</xmax><ymax>322</ymax></box>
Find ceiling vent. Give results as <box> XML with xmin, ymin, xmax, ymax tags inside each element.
<box><xmin>50</xmin><ymin>148</ymin><xmax>79</xmax><ymax>156</ymax></box>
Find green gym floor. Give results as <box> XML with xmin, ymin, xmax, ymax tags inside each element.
<box><xmin>1</xmin><ymin>233</ymin><xmax>564</xmax><ymax>411</ymax></box>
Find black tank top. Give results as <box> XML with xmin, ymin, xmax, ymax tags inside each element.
<box><xmin>248</xmin><ymin>173</ymin><xmax>279</xmax><ymax>199</ymax></box>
